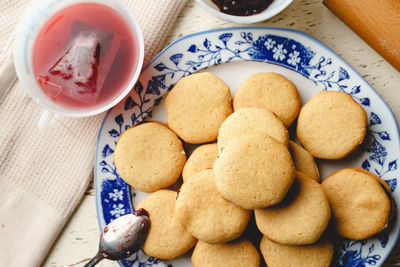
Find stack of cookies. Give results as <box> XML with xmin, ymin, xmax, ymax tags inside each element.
<box><xmin>114</xmin><ymin>72</ymin><xmax>394</xmax><ymax>267</ymax></box>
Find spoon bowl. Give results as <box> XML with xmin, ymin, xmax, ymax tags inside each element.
<box><xmin>85</xmin><ymin>208</ymin><xmax>150</xmax><ymax>267</ymax></box>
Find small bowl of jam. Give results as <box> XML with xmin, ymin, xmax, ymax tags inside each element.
<box><xmin>196</xmin><ymin>0</ymin><xmax>293</xmax><ymax>24</ymax></box>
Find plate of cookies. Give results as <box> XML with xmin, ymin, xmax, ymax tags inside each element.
<box><xmin>94</xmin><ymin>27</ymin><xmax>400</xmax><ymax>267</ymax></box>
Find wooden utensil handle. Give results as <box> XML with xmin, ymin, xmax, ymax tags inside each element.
<box><xmin>323</xmin><ymin>0</ymin><xmax>400</xmax><ymax>72</ymax></box>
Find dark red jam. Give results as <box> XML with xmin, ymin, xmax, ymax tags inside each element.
<box><xmin>211</xmin><ymin>0</ymin><xmax>273</xmax><ymax>16</ymax></box>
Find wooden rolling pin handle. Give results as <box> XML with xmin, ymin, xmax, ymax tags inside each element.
<box><xmin>323</xmin><ymin>0</ymin><xmax>400</xmax><ymax>72</ymax></box>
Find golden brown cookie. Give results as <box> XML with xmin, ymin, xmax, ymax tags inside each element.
<box><xmin>255</xmin><ymin>172</ymin><xmax>331</xmax><ymax>245</ymax></box>
<box><xmin>182</xmin><ymin>143</ymin><xmax>218</xmax><ymax>182</ymax></box>
<box><xmin>214</xmin><ymin>134</ymin><xmax>295</xmax><ymax>209</ymax></box>
<box><xmin>165</xmin><ymin>72</ymin><xmax>232</xmax><ymax>143</ymax></box>
<box><xmin>217</xmin><ymin>107</ymin><xmax>288</xmax><ymax>153</ymax></box>
<box><xmin>296</xmin><ymin>91</ymin><xmax>367</xmax><ymax>159</ymax></box>
<box><xmin>288</xmin><ymin>141</ymin><xmax>320</xmax><ymax>181</ymax></box>
<box><xmin>192</xmin><ymin>239</ymin><xmax>260</xmax><ymax>267</ymax></box>
<box><xmin>233</xmin><ymin>72</ymin><xmax>301</xmax><ymax>127</ymax></box>
<box><xmin>175</xmin><ymin>169</ymin><xmax>250</xmax><ymax>244</ymax></box>
<box><xmin>260</xmin><ymin>235</ymin><xmax>334</xmax><ymax>267</ymax></box>
<box><xmin>114</xmin><ymin>122</ymin><xmax>186</xmax><ymax>193</ymax></box>
<box><xmin>137</xmin><ymin>190</ymin><xmax>197</xmax><ymax>259</ymax></box>
<box><xmin>321</xmin><ymin>168</ymin><xmax>392</xmax><ymax>240</ymax></box>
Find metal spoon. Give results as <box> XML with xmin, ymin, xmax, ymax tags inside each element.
<box><xmin>84</xmin><ymin>208</ymin><xmax>150</xmax><ymax>267</ymax></box>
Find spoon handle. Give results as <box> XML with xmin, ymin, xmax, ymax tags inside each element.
<box><xmin>84</xmin><ymin>252</ymin><xmax>104</xmax><ymax>267</ymax></box>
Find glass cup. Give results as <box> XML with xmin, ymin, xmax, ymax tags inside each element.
<box><xmin>14</xmin><ymin>0</ymin><xmax>144</xmax><ymax>130</ymax></box>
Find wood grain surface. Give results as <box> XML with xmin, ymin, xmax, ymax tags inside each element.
<box><xmin>324</xmin><ymin>0</ymin><xmax>400</xmax><ymax>72</ymax></box>
<box><xmin>42</xmin><ymin>0</ymin><xmax>400</xmax><ymax>266</ymax></box>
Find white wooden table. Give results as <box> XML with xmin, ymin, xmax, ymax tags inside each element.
<box><xmin>42</xmin><ymin>0</ymin><xmax>400</xmax><ymax>266</ymax></box>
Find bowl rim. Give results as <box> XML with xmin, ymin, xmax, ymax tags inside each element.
<box><xmin>13</xmin><ymin>0</ymin><xmax>144</xmax><ymax>117</ymax></box>
<box><xmin>195</xmin><ymin>0</ymin><xmax>293</xmax><ymax>24</ymax></box>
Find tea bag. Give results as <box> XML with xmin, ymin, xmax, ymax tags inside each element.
<box><xmin>39</xmin><ymin>19</ymin><xmax>122</xmax><ymax>105</ymax></box>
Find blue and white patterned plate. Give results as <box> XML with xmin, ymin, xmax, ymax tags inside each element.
<box><xmin>95</xmin><ymin>27</ymin><xmax>400</xmax><ymax>267</ymax></box>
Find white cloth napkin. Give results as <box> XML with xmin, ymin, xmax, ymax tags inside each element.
<box><xmin>0</xmin><ymin>1</ymin><xmax>187</xmax><ymax>266</ymax></box>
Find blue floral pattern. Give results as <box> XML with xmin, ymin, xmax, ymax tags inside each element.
<box><xmin>95</xmin><ymin>28</ymin><xmax>400</xmax><ymax>267</ymax></box>
<box><xmin>338</xmin><ymin>240</ymin><xmax>382</xmax><ymax>267</ymax></box>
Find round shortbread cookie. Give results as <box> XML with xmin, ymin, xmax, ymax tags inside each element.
<box><xmin>114</xmin><ymin>122</ymin><xmax>186</xmax><ymax>193</ymax></box>
<box><xmin>175</xmin><ymin>169</ymin><xmax>250</xmax><ymax>244</ymax></box>
<box><xmin>165</xmin><ymin>72</ymin><xmax>232</xmax><ymax>144</ymax></box>
<box><xmin>233</xmin><ymin>72</ymin><xmax>301</xmax><ymax>127</ymax></box>
<box><xmin>137</xmin><ymin>190</ymin><xmax>197</xmax><ymax>259</ymax></box>
<box><xmin>260</xmin><ymin>235</ymin><xmax>334</xmax><ymax>267</ymax></box>
<box><xmin>217</xmin><ymin>107</ymin><xmax>288</xmax><ymax>153</ymax></box>
<box><xmin>322</xmin><ymin>168</ymin><xmax>392</xmax><ymax>240</ymax></box>
<box><xmin>297</xmin><ymin>91</ymin><xmax>367</xmax><ymax>159</ymax></box>
<box><xmin>254</xmin><ymin>172</ymin><xmax>331</xmax><ymax>245</ymax></box>
<box><xmin>192</xmin><ymin>239</ymin><xmax>260</xmax><ymax>267</ymax></box>
<box><xmin>214</xmin><ymin>134</ymin><xmax>295</xmax><ymax>209</ymax></box>
<box><xmin>182</xmin><ymin>143</ymin><xmax>218</xmax><ymax>182</ymax></box>
<box><xmin>288</xmin><ymin>141</ymin><xmax>320</xmax><ymax>181</ymax></box>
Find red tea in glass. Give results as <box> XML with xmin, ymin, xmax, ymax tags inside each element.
<box><xmin>33</xmin><ymin>3</ymin><xmax>139</xmax><ymax>111</ymax></box>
